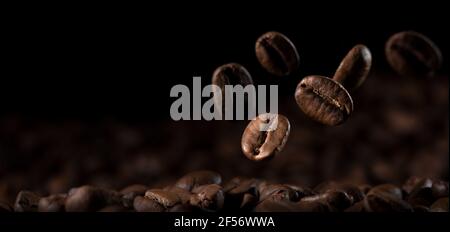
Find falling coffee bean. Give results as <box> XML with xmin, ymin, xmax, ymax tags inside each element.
<box><xmin>255</xmin><ymin>31</ymin><xmax>299</xmax><ymax>76</ymax></box>
<box><xmin>38</xmin><ymin>194</ymin><xmax>66</xmax><ymax>212</ymax></box>
<box><xmin>385</xmin><ymin>31</ymin><xmax>442</xmax><ymax>77</ymax></box>
<box><xmin>295</xmin><ymin>75</ymin><xmax>353</xmax><ymax>126</ymax></box>
<box><xmin>333</xmin><ymin>44</ymin><xmax>372</xmax><ymax>91</ymax></box>
<box><xmin>241</xmin><ymin>113</ymin><xmax>290</xmax><ymax>161</ymax></box>
<box><xmin>174</xmin><ymin>170</ymin><xmax>222</xmax><ymax>191</ymax></box>
<box><xmin>14</xmin><ymin>191</ymin><xmax>41</xmax><ymax>212</ymax></box>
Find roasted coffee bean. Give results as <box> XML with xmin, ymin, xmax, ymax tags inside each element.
<box><xmin>0</xmin><ymin>201</ymin><xmax>13</xmax><ymax>212</ymax></box>
<box><xmin>259</xmin><ymin>184</ymin><xmax>299</xmax><ymax>202</ymax></box>
<box><xmin>385</xmin><ymin>31</ymin><xmax>442</xmax><ymax>77</ymax></box>
<box><xmin>212</xmin><ymin>63</ymin><xmax>254</xmax><ymax>113</ymax></box>
<box><xmin>295</xmin><ymin>75</ymin><xmax>353</xmax><ymax>126</ymax></box>
<box><xmin>65</xmin><ymin>186</ymin><xmax>123</xmax><ymax>212</ymax></box>
<box><xmin>430</xmin><ymin>197</ymin><xmax>449</xmax><ymax>212</ymax></box>
<box><xmin>133</xmin><ymin>196</ymin><xmax>165</xmax><ymax>212</ymax></box>
<box><xmin>223</xmin><ymin>177</ymin><xmax>259</xmax><ymax>210</ymax></box>
<box><xmin>145</xmin><ymin>189</ymin><xmax>180</xmax><ymax>208</ymax></box>
<box><xmin>240</xmin><ymin>193</ymin><xmax>258</xmax><ymax>210</ymax></box>
<box><xmin>314</xmin><ymin>181</ymin><xmax>364</xmax><ymax>203</ymax></box>
<box><xmin>38</xmin><ymin>194</ymin><xmax>66</xmax><ymax>212</ymax></box>
<box><xmin>14</xmin><ymin>191</ymin><xmax>40</xmax><ymax>212</ymax></box>
<box><xmin>406</xmin><ymin>178</ymin><xmax>434</xmax><ymax>207</ymax></box>
<box><xmin>241</xmin><ymin>113</ymin><xmax>290</xmax><ymax>161</ymax></box>
<box><xmin>333</xmin><ymin>44</ymin><xmax>372</xmax><ymax>91</ymax></box>
<box><xmin>190</xmin><ymin>184</ymin><xmax>224</xmax><ymax>211</ymax></box>
<box><xmin>301</xmin><ymin>190</ymin><xmax>353</xmax><ymax>211</ymax></box>
<box><xmin>98</xmin><ymin>204</ymin><xmax>128</xmax><ymax>212</ymax></box>
<box><xmin>368</xmin><ymin>184</ymin><xmax>403</xmax><ymax>200</ymax></box>
<box><xmin>431</xmin><ymin>180</ymin><xmax>449</xmax><ymax>199</ymax></box>
<box><xmin>165</xmin><ymin>186</ymin><xmax>193</xmax><ymax>204</ymax></box>
<box><xmin>120</xmin><ymin>184</ymin><xmax>148</xmax><ymax>208</ymax></box>
<box><xmin>255</xmin><ymin>31</ymin><xmax>299</xmax><ymax>76</ymax></box>
<box><xmin>286</xmin><ymin>185</ymin><xmax>315</xmax><ymax>200</ymax></box>
<box><xmin>364</xmin><ymin>192</ymin><xmax>412</xmax><ymax>212</ymax></box>
<box><xmin>175</xmin><ymin>170</ymin><xmax>222</xmax><ymax>191</ymax></box>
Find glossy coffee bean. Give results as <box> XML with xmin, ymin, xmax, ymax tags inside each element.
<box><xmin>133</xmin><ymin>196</ymin><xmax>165</xmax><ymax>212</ymax></box>
<box><xmin>430</xmin><ymin>197</ymin><xmax>448</xmax><ymax>212</ymax></box>
<box><xmin>38</xmin><ymin>194</ymin><xmax>66</xmax><ymax>212</ymax></box>
<box><xmin>333</xmin><ymin>44</ymin><xmax>372</xmax><ymax>91</ymax></box>
<box><xmin>286</xmin><ymin>185</ymin><xmax>315</xmax><ymax>200</ymax></box>
<box><xmin>14</xmin><ymin>191</ymin><xmax>41</xmax><ymax>212</ymax></box>
<box><xmin>385</xmin><ymin>31</ymin><xmax>442</xmax><ymax>77</ymax></box>
<box><xmin>120</xmin><ymin>184</ymin><xmax>148</xmax><ymax>208</ymax></box>
<box><xmin>241</xmin><ymin>113</ymin><xmax>290</xmax><ymax>161</ymax></box>
<box><xmin>0</xmin><ymin>201</ymin><xmax>13</xmax><ymax>212</ymax></box>
<box><xmin>403</xmin><ymin>176</ymin><xmax>424</xmax><ymax>194</ymax></box>
<box><xmin>295</xmin><ymin>75</ymin><xmax>353</xmax><ymax>126</ymax></box>
<box><xmin>190</xmin><ymin>184</ymin><xmax>224</xmax><ymax>211</ymax></box>
<box><xmin>212</xmin><ymin>63</ymin><xmax>254</xmax><ymax>112</ymax></box>
<box><xmin>145</xmin><ymin>189</ymin><xmax>180</xmax><ymax>208</ymax></box>
<box><xmin>175</xmin><ymin>170</ymin><xmax>222</xmax><ymax>191</ymax></box>
<box><xmin>255</xmin><ymin>31</ymin><xmax>299</xmax><ymax>76</ymax></box>
<box><xmin>65</xmin><ymin>186</ymin><xmax>123</xmax><ymax>212</ymax></box>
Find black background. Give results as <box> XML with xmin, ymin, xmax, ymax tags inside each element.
<box><xmin>1</xmin><ymin>3</ymin><xmax>448</xmax><ymax>120</ymax></box>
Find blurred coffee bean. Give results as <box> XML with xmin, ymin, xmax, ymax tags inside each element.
<box><xmin>174</xmin><ymin>170</ymin><xmax>221</xmax><ymax>191</ymax></box>
<box><xmin>430</xmin><ymin>197</ymin><xmax>448</xmax><ymax>212</ymax></box>
<box><xmin>403</xmin><ymin>176</ymin><xmax>424</xmax><ymax>194</ymax></box>
<box><xmin>431</xmin><ymin>180</ymin><xmax>448</xmax><ymax>199</ymax></box>
<box><xmin>145</xmin><ymin>189</ymin><xmax>180</xmax><ymax>209</ymax></box>
<box><xmin>255</xmin><ymin>31</ymin><xmax>299</xmax><ymax>76</ymax></box>
<box><xmin>120</xmin><ymin>184</ymin><xmax>148</xmax><ymax>208</ymax></box>
<box><xmin>358</xmin><ymin>185</ymin><xmax>372</xmax><ymax>195</ymax></box>
<box><xmin>368</xmin><ymin>184</ymin><xmax>403</xmax><ymax>200</ymax></box>
<box><xmin>0</xmin><ymin>201</ymin><xmax>13</xmax><ymax>212</ymax></box>
<box><xmin>65</xmin><ymin>186</ymin><xmax>122</xmax><ymax>212</ymax></box>
<box><xmin>241</xmin><ymin>113</ymin><xmax>290</xmax><ymax>161</ymax></box>
<box><xmin>133</xmin><ymin>196</ymin><xmax>164</xmax><ymax>212</ymax></box>
<box><xmin>38</xmin><ymin>194</ymin><xmax>66</xmax><ymax>212</ymax></box>
<box><xmin>14</xmin><ymin>191</ymin><xmax>41</xmax><ymax>212</ymax></box>
<box><xmin>98</xmin><ymin>204</ymin><xmax>128</xmax><ymax>212</ymax></box>
<box><xmin>190</xmin><ymin>184</ymin><xmax>224</xmax><ymax>211</ymax></box>
<box><xmin>333</xmin><ymin>44</ymin><xmax>372</xmax><ymax>91</ymax></box>
<box><xmin>286</xmin><ymin>185</ymin><xmax>315</xmax><ymax>199</ymax></box>
<box><xmin>385</xmin><ymin>31</ymin><xmax>442</xmax><ymax>77</ymax></box>
<box><xmin>295</xmin><ymin>75</ymin><xmax>353</xmax><ymax>126</ymax></box>
<box><xmin>406</xmin><ymin>178</ymin><xmax>434</xmax><ymax>207</ymax></box>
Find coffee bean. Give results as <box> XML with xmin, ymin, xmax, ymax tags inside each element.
<box><xmin>285</xmin><ymin>185</ymin><xmax>315</xmax><ymax>200</ymax></box>
<box><xmin>385</xmin><ymin>31</ymin><xmax>442</xmax><ymax>77</ymax></box>
<box><xmin>368</xmin><ymin>184</ymin><xmax>403</xmax><ymax>200</ymax></box>
<box><xmin>254</xmin><ymin>197</ymin><xmax>298</xmax><ymax>212</ymax></box>
<box><xmin>430</xmin><ymin>197</ymin><xmax>448</xmax><ymax>212</ymax></box>
<box><xmin>431</xmin><ymin>180</ymin><xmax>448</xmax><ymax>199</ymax></box>
<box><xmin>333</xmin><ymin>44</ymin><xmax>372</xmax><ymax>91</ymax></box>
<box><xmin>406</xmin><ymin>178</ymin><xmax>434</xmax><ymax>207</ymax></box>
<box><xmin>403</xmin><ymin>176</ymin><xmax>424</xmax><ymax>194</ymax></box>
<box><xmin>295</xmin><ymin>75</ymin><xmax>353</xmax><ymax>126</ymax></box>
<box><xmin>255</xmin><ymin>31</ymin><xmax>299</xmax><ymax>76</ymax></box>
<box><xmin>120</xmin><ymin>184</ymin><xmax>148</xmax><ymax>208</ymax></box>
<box><xmin>0</xmin><ymin>201</ymin><xmax>13</xmax><ymax>212</ymax></box>
<box><xmin>301</xmin><ymin>190</ymin><xmax>353</xmax><ymax>211</ymax></box>
<box><xmin>175</xmin><ymin>170</ymin><xmax>222</xmax><ymax>191</ymax></box>
<box><xmin>223</xmin><ymin>177</ymin><xmax>259</xmax><ymax>209</ymax></box>
<box><xmin>314</xmin><ymin>182</ymin><xmax>364</xmax><ymax>204</ymax></box>
<box><xmin>241</xmin><ymin>113</ymin><xmax>290</xmax><ymax>161</ymax></box>
<box><xmin>38</xmin><ymin>194</ymin><xmax>66</xmax><ymax>212</ymax></box>
<box><xmin>190</xmin><ymin>184</ymin><xmax>224</xmax><ymax>211</ymax></box>
<box><xmin>212</xmin><ymin>63</ymin><xmax>254</xmax><ymax>114</ymax></box>
<box><xmin>14</xmin><ymin>191</ymin><xmax>40</xmax><ymax>212</ymax></box>
<box><xmin>259</xmin><ymin>184</ymin><xmax>299</xmax><ymax>202</ymax></box>
<box><xmin>165</xmin><ymin>186</ymin><xmax>193</xmax><ymax>204</ymax></box>
<box><xmin>145</xmin><ymin>189</ymin><xmax>180</xmax><ymax>208</ymax></box>
<box><xmin>65</xmin><ymin>186</ymin><xmax>123</xmax><ymax>212</ymax></box>
<box><xmin>133</xmin><ymin>196</ymin><xmax>165</xmax><ymax>212</ymax></box>
<box><xmin>364</xmin><ymin>188</ymin><xmax>413</xmax><ymax>212</ymax></box>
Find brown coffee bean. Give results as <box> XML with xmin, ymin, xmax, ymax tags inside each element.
<box><xmin>166</xmin><ymin>186</ymin><xmax>193</xmax><ymax>204</ymax></box>
<box><xmin>98</xmin><ymin>204</ymin><xmax>128</xmax><ymax>212</ymax></box>
<box><xmin>255</xmin><ymin>31</ymin><xmax>299</xmax><ymax>76</ymax></box>
<box><xmin>190</xmin><ymin>184</ymin><xmax>224</xmax><ymax>211</ymax></box>
<box><xmin>145</xmin><ymin>189</ymin><xmax>180</xmax><ymax>208</ymax></box>
<box><xmin>406</xmin><ymin>178</ymin><xmax>434</xmax><ymax>207</ymax></box>
<box><xmin>333</xmin><ymin>44</ymin><xmax>372</xmax><ymax>91</ymax></box>
<box><xmin>241</xmin><ymin>113</ymin><xmax>290</xmax><ymax>161</ymax></box>
<box><xmin>259</xmin><ymin>184</ymin><xmax>299</xmax><ymax>202</ymax></box>
<box><xmin>133</xmin><ymin>196</ymin><xmax>165</xmax><ymax>212</ymax></box>
<box><xmin>254</xmin><ymin>197</ymin><xmax>298</xmax><ymax>212</ymax></box>
<box><xmin>120</xmin><ymin>184</ymin><xmax>148</xmax><ymax>208</ymax></box>
<box><xmin>314</xmin><ymin>181</ymin><xmax>364</xmax><ymax>203</ymax></box>
<box><xmin>369</xmin><ymin>184</ymin><xmax>403</xmax><ymax>200</ymax></box>
<box><xmin>14</xmin><ymin>191</ymin><xmax>41</xmax><ymax>212</ymax></box>
<box><xmin>174</xmin><ymin>170</ymin><xmax>222</xmax><ymax>191</ymax></box>
<box><xmin>301</xmin><ymin>190</ymin><xmax>353</xmax><ymax>211</ymax></box>
<box><xmin>385</xmin><ymin>31</ymin><xmax>442</xmax><ymax>77</ymax></box>
<box><xmin>38</xmin><ymin>194</ymin><xmax>66</xmax><ymax>212</ymax></box>
<box><xmin>0</xmin><ymin>201</ymin><xmax>13</xmax><ymax>212</ymax></box>
<box><xmin>65</xmin><ymin>186</ymin><xmax>123</xmax><ymax>212</ymax></box>
<box><xmin>364</xmin><ymin>192</ymin><xmax>412</xmax><ymax>212</ymax></box>
<box><xmin>430</xmin><ymin>197</ymin><xmax>448</xmax><ymax>212</ymax></box>
<box><xmin>285</xmin><ymin>185</ymin><xmax>315</xmax><ymax>200</ymax></box>
<box><xmin>403</xmin><ymin>176</ymin><xmax>424</xmax><ymax>194</ymax></box>
<box><xmin>431</xmin><ymin>180</ymin><xmax>448</xmax><ymax>199</ymax></box>
<box><xmin>295</xmin><ymin>75</ymin><xmax>353</xmax><ymax>126</ymax></box>
<box><xmin>223</xmin><ymin>177</ymin><xmax>259</xmax><ymax>210</ymax></box>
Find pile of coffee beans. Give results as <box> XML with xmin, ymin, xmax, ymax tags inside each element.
<box><xmin>2</xmin><ymin>171</ymin><xmax>447</xmax><ymax>212</ymax></box>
